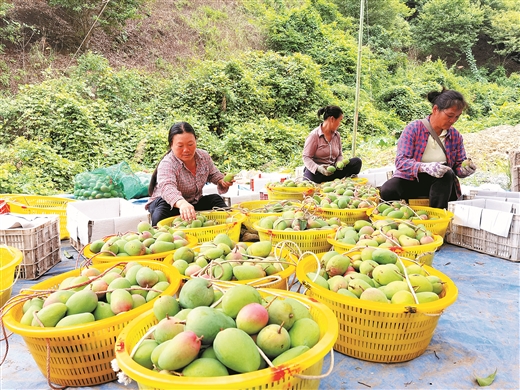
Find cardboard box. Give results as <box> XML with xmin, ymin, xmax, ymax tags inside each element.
<box><xmin>66</xmin><ymin>198</ymin><xmax>150</xmax><ymax>250</ymax></box>
<box><xmin>446</xmin><ymin>199</ymin><xmax>520</xmax><ymax>262</ymax></box>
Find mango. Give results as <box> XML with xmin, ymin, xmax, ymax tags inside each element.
<box><xmin>93</xmin><ymin>301</ymin><xmax>115</xmax><ymax>320</ymax></box>
<box><xmin>150</xmin><ymin>241</ymin><xmax>177</xmax><ymax>254</ymax></box>
<box><xmin>89</xmin><ymin>239</ymin><xmax>106</xmax><ymax>254</ymax></box>
<box><xmin>223</xmin><ymin>173</ymin><xmax>235</xmax><ymax>182</ymax></box>
<box><xmin>211</xmin><ymin>260</ymin><xmax>233</xmax><ymax>281</ymax></box>
<box><xmin>157</xmin><ymin>330</ymin><xmax>201</xmax><ymax>371</ymax></box>
<box><xmin>221</xmin><ymin>284</ymin><xmax>262</xmax><ymax>318</ymax></box>
<box><xmin>416</xmin><ymin>291</ymin><xmax>440</xmax><ymax>303</ymax></box>
<box><xmin>135</xmin><ymin>266</ymin><xmax>159</xmax><ymax>288</ymax></box>
<box><xmin>20</xmin><ymin>305</ymin><xmax>41</xmax><ymax>326</ymax></box>
<box><xmin>360</xmin><ymin>287</ymin><xmax>389</xmax><ymax>303</ymax></box>
<box><xmin>179</xmin><ymin>278</ymin><xmax>214</xmax><ymax>309</ymax></box>
<box><xmin>43</xmin><ymin>290</ymin><xmax>75</xmax><ymax>307</ymax></box>
<box><xmin>153</xmin><ymin>295</ymin><xmax>180</xmax><ymax>321</ymax></box>
<box><xmin>246</xmin><ymin>241</ymin><xmax>272</xmax><ymax>258</ymax></box>
<box><xmin>65</xmin><ymin>288</ymin><xmax>98</xmax><ymax>315</ymax></box>
<box><xmin>236</xmin><ymin>302</ymin><xmax>269</xmax><ymax>335</ymax></box>
<box><xmin>145</xmin><ymin>281</ymin><xmax>170</xmax><ymax>302</ymax></box>
<box><xmin>391</xmin><ymin>290</ymin><xmax>417</xmax><ymax>304</ymax></box>
<box><xmin>173</xmin><ymin>246</ymin><xmax>195</xmax><ymax>263</ymax></box>
<box><xmin>256</xmin><ymin>323</ymin><xmax>291</xmax><ymax>359</ymax></box>
<box><xmin>213</xmin><ymin>328</ymin><xmax>261</xmax><ymax>372</ymax></box>
<box><xmin>371</xmin><ymin>248</ymin><xmax>398</xmax><ymax>264</ymax></box>
<box><xmin>213</xmin><ymin>233</ymin><xmax>234</xmax><ymax>249</ymax></box>
<box><xmin>232</xmin><ymin>264</ymin><xmax>266</xmax><ymax>280</ymax></box>
<box><xmin>283</xmin><ymin>297</ymin><xmax>312</xmax><ymax>321</ymax></box>
<box><xmin>55</xmin><ymin>312</ymin><xmax>95</xmax><ymax>327</ymax></box>
<box><xmin>182</xmin><ymin>358</ymin><xmax>229</xmax><ymax>377</ymax></box>
<box><xmin>289</xmin><ymin>318</ymin><xmax>320</xmax><ymax>348</ymax></box>
<box><xmin>31</xmin><ymin>302</ymin><xmax>67</xmax><ymax>327</ymax></box>
<box><xmin>110</xmin><ymin>289</ymin><xmax>134</xmax><ymax>314</ymax></box>
<box><xmin>132</xmin><ymin>339</ymin><xmax>159</xmax><ymax>370</ymax></box>
<box><xmin>185</xmin><ymin>306</ymin><xmax>235</xmax><ymax>345</ymax></box>
<box><xmin>154</xmin><ymin>316</ymin><xmax>185</xmax><ymax>344</ymax></box>
<box><xmin>272</xmin><ymin>346</ymin><xmax>310</xmax><ymax>366</ymax></box>
<box><xmin>266</xmin><ymin>298</ymin><xmax>295</xmax><ymax>330</ymax></box>
<box><xmin>325</xmin><ymin>254</ymin><xmax>350</xmax><ymax>277</ymax></box>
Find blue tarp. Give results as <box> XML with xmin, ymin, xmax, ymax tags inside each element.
<box><xmin>1</xmin><ymin>243</ymin><xmax>519</xmax><ymax>389</ymax></box>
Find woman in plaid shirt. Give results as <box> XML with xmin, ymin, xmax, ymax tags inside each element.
<box><xmin>146</xmin><ymin>122</ymin><xmax>233</xmax><ymax>226</ymax></box>
<box><xmin>380</xmin><ymin>89</ymin><xmax>477</xmax><ymax>209</ymax></box>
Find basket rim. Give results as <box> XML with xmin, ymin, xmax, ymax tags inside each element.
<box><xmin>0</xmin><ymin>246</ymin><xmax>24</xmax><ymax>270</ymax></box>
<box><xmin>82</xmin><ymin>234</ymin><xmax>198</xmax><ymax>261</ymax></box>
<box><xmin>367</xmin><ymin>205</ymin><xmax>454</xmax><ymax>222</ymax></box>
<box><xmin>266</xmin><ymin>185</ymin><xmax>316</xmax><ymax>194</ymax></box>
<box><xmin>296</xmin><ymin>252</ymin><xmax>458</xmax><ymax>313</ymax></box>
<box><xmin>115</xmin><ymin>289</ymin><xmax>338</xmax><ymax>389</ymax></box>
<box><xmin>5</xmin><ymin>194</ymin><xmax>77</xmax><ymax>206</ymax></box>
<box><xmin>2</xmin><ymin>260</ymin><xmax>181</xmax><ymax>337</ymax></box>
<box><xmin>157</xmin><ymin>211</ymin><xmax>246</xmax><ymax>229</ymax></box>
<box><xmin>326</xmin><ymin>233</ymin><xmax>444</xmax><ymax>252</ymax></box>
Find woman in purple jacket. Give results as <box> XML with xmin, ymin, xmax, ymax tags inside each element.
<box><xmin>380</xmin><ymin>88</ymin><xmax>477</xmax><ymax>209</ymax></box>
<box><xmin>302</xmin><ymin>105</ymin><xmax>362</xmax><ymax>184</ymax></box>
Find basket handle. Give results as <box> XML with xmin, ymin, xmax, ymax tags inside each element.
<box><xmin>294</xmin><ymin>347</ymin><xmax>335</xmax><ymax>380</ymax></box>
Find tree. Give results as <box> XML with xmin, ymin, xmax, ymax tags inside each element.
<box><xmin>411</xmin><ymin>0</ymin><xmax>484</xmax><ymax>59</ymax></box>
<box><xmin>481</xmin><ymin>0</ymin><xmax>520</xmax><ymax>61</ymax></box>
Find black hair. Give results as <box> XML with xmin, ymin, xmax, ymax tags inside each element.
<box><xmin>427</xmin><ymin>88</ymin><xmax>469</xmax><ymax>111</ymax></box>
<box><xmin>148</xmin><ymin>122</ymin><xmax>197</xmax><ymax>196</ymax></box>
<box><xmin>317</xmin><ymin>105</ymin><xmax>343</xmax><ymax>121</ymax></box>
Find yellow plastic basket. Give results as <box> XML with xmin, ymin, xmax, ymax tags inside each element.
<box><xmin>409</xmin><ymin>198</ymin><xmax>430</xmax><ymax>206</ymax></box>
<box><xmin>253</xmin><ymin>223</ymin><xmax>336</xmax><ymax>254</ymax></box>
<box><xmin>327</xmin><ymin>233</ymin><xmax>444</xmax><ymax>267</ymax></box>
<box><xmin>235</xmin><ymin>200</ymin><xmax>302</xmax><ymax>231</ymax></box>
<box><xmin>0</xmin><ymin>246</ymin><xmax>23</xmax><ymax>307</ymax></box>
<box><xmin>114</xmin><ymin>289</ymin><xmax>338</xmax><ymax>390</ymax></box>
<box><xmin>4</xmin><ymin>194</ymin><xmax>76</xmax><ymax>240</ymax></box>
<box><xmin>266</xmin><ymin>185</ymin><xmax>315</xmax><ymax>201</ymax></box>
<box><xmin>157</xmin><ymin>211</ymin><xmax>246</xmax><ymax>244</ymax></box>
<box><xmin>82</xmin><ymin>233</ymin><xmax>198</xmax><ymax>265</ymax></box>
<box><xmin>2</xmin><ymin>260</ymin><xmax>181</xmax><ymax>387</ymax></box>
<box><xmin>367</xmin><ymin>206</ymin><xmax>454</xmax><ymax>239</ymax></box>
<box><xmin>296</xmin><ymin>253</ymin><xmax>458</xmax><ymax>363</ymax></box>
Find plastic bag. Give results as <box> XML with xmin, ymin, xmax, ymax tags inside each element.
<box><xmin>134</xmin><ymin>172</ymin><xmax>152</xmax><ymax>199</ymax></box>
<box><xmin>73</xmin><ymin>162</ymin><xmax>142</xmax><ymax>200</ymax></box>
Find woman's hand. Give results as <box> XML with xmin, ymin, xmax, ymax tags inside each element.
<box><xmin>176</xmin><ymin>199</ymin><xmax>196</xmax><ymax>221</ymax></box>
<box><xmin>217</xmin><ymin>179</ymin><xmax>234</xmax><ymax>190</ymax></box>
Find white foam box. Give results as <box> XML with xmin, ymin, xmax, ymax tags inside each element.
<box><xmin>358</xmin><ymin>165</ymin><xmax>395</xmax><ymax>187</ymax></box>
<box><xmin>467</xmin><ymin>190</ymin><xmax>520</xmax><ymax>203</ymax></box>
<box><xmin>66</xmin><ymin>198</ymin><xmax>150</xmax><ymax>250</ymax></box>
<box><xmin>446</xmin><ymin>199</ymin><xmax>520</xmax><ymax>262</ymax></box>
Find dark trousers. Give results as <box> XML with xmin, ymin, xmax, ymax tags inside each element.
<box><xmin>148</xmin><ymin>194</ymin><xmax>228</xmax><ymax>226</ymax></box>
<box><xmin>379</xmin><ymin>170</ymin><xmax>458</xmax><ymax>209</ymax></box>
<box><xmin>303</xmin><ymin>157</ymin><xmax>362</xmax><ymax>184</ymax></box>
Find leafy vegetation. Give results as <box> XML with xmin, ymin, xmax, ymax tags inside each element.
<box><xmin>0</xmin><ymin>0</ymin><xmax>518</xmax><ymax>195</ymax></box>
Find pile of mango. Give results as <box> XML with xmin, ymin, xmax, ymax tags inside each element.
<box><xmin>88</xmin><ymin>221</ymin><xmax>192</xmax><ymax>256</ymax></box>
<box><xmin>306</xmin><ymin>247</ymin><xmax>445</xmax><ymax>305</ymax></box>
<box><xmin>131</xmin><ymin>282</ymin><xmax>322</xmax><ymax>375</ymax></box>
<box><xmin>165</xmin><ymin>214</ymin><xmax>238</xmax><ymax>229</ymax></box>
<box><xmin>171</xmin><ymin>234</ymin><xmax>291</xmax><ymax>281</ymax></box>
<box><xmin>19</xmin><ymin>262</ymin><xmax>172</xmax><ymax>327</ymax></box>
<box><xmin>256</xmin><ymin>210</ymin><xmax>341</xmax><ymax>231</ymax></box>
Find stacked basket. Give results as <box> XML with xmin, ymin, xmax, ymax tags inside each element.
<box><xmin>0</xmin><ymin>246</ymin><xmax>23</xmax><ymax>307</ymax></box>
<box><xmin>296</xmin><ymin>252</ymin><xmax>458</xmax><ymax>363</ymax></box>
<box><xmin>235</xmin><ymin>200</ymin><xmax>302</xmax><ymax>232</ymax></box>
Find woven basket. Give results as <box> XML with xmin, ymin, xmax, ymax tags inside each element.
<box><xmin>2</xmin><ymin>260</ymin><xmax>181</xmax><ymax>387</ymax></box>
<box><xmin>115</xmin><ymin>289</ymin><xmax>338</xmax><ymax>390</ymax></box>
<box><xmin>157</xmin><ymin>211</ymin><xmax>246</xmax><ymax>244</ymax></box>
<box><xmin>253</xmin><ymin>223</ymin><xmax>336</xmax><ymax>254</ymax></box>
<box><xmin>296</xmin><ymin>252</ymin><xmax>458</xmax><ymax>363</ymax></box>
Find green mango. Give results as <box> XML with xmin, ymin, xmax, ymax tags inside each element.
<box><xmin>55</xmin><ymin>312</ymin><xmax>95</xmax><ymax>327</ymax></box>
<box><xmin>31</xmin><ymin>302</ymin><xmax>68</xmax><ymax>327</ymax></box>
<box><xmin>213</xmin><ymin>328</ymin><xmax>261</xmax><ymax>373</ymax></box>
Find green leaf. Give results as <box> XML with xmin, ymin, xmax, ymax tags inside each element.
<box><xmin>476</xmin><ymin>368</ymin><xmax>497</xmax><ymax>386</ymax></box>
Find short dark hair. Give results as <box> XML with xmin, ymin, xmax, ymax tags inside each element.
<box><xmin>427</xmin><ymin>88</ymin><xmax>468</xmax><ymax>111</ymax></box>
<box><xmin>317</xmin><ymin>105</ymin><xmax>343</xmax><ymax>121</ymax></box>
